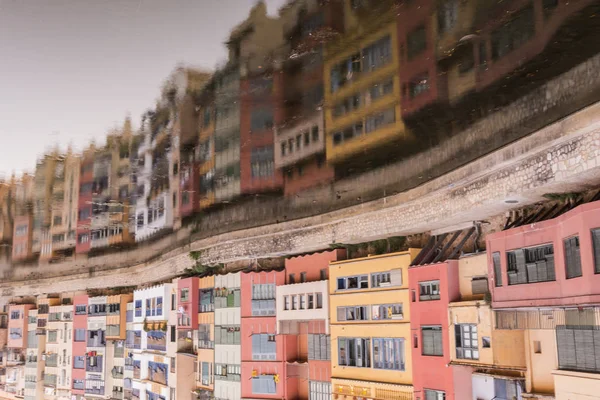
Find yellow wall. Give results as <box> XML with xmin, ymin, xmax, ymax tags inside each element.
<box><xmin>329</xmin><ymin>251</ymin><xmax>418</xmax><ymax>385</ymax></box>
<box><xmin>553</xmin><ymin>370</ymin><xmax>600</xmax><ymax>400</ymax></box>
<box><xmin>449</xmin><ymin>302</ymin><xmax>526</xmax><ymax>369</ymax></box>
<box><xmin>331</xmin><ymin>378</ymin><xmax>414</xmax><ymax>400</ymax></box>
<box><xmin>457</xmin><ymin>253</ymin><xmax>488</xmax><ymax>300</ymax></box>
<box><xmin>526</xmin><ymin>329</ymin><xmax>558</xmax><ymax>395</ymax></box>
<box><xmin>330</xmin><ymin>323</ymin><xmax>412</xmax><ymax>385</ymax></box>
<box><xmin>323</xmin><ymin>19</ymin><xmax>411</xmax><ymax>164</ymax></box>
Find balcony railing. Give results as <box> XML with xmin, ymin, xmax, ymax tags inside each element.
<box><xmin>113</xmin><ymin>390</ymin><xmax>124</xmax><ymax>399</ymax></box>
<box><xmin>85</xmin><ymin>386</ymin><xmax>105</xmax><ymax>395</ymax></box>
<box><xmin>199</xmin><ymin>303</ymin><xmax>214</xmax><ymax>313</ymax></box>
<box><xmin>45</xmin><ymin>354</ymin><xmax>58</xmax><ymax>367</ymax></box>
<box><xmin>25</xmin><ymin>356</ymin><xmax>37</xmax><ymax>366</ymax></box>
<box><xmin>197</xmin><ymin>340</ymin><xmax>214</xmax><ymax>350</ymax></box>
<box><xmin>44</xmin><ymin>375</ymin><xmax>57</xmax><ymax>387</ymax></box>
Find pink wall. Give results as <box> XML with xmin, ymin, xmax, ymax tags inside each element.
<box><xmin>241</xmin><ymin>270</ymin><xmax>285</xmax><ymax>318</ymax></box>
<box><xmin>240</xmin><ymin>361</ymin><xmax>286</xmax><ymax>399</ymax></box>
<box><xmin>72</xmin><ymin>294</ymin><xmax>88</xmax><ymax>395</ymax></box>
<box><xmin>408</xmin><ymin>261</ymin><xmax>459</xmax><ymax>400</ymax></box>
<box><xmin>284</xmin><ymin>249</ymin><xmax>346</xmax><ymax>283</ymax></box>
<box><xmin>177</xmin><ymin>277</ymin><xmax>199</xmax><ymax>329</ymax></box>
<box><xmin>452</xmin><ymin>364</ymin><xmax>474</xmax><ymax>400</ymax></box>
<box><xmin>7</xmin><ymin>304</ymin><xmax>33</xmax><ymax>349</ymax></box>
<box><xmin>488</xmin><ymin>201</ymin><xmax>600</xmax><ymax>308</ymax></box>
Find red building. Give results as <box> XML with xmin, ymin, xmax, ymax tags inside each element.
<box><xmin>239</xmin><ymin>72</ymin><xmax>284</xmax><ymax>196</ymax></box>
<box><xmin>76</xmin><ymin>151</ymin><xmax>94</xmax><ymax>254</ymax></box>
<box><xmin>408</xmin><ymin>260</ymin><xmax>460</xmax><ymax>400</ymax></box>
<box><xmin>72</xmin><ymin>294</ymin><xmax>88</xmax><ymax>398</ymax></box>
<box><xmin>273</xmin><ymin>0</ymin><xmax>343</xmax><ymax>196</ymax></box>
<box><xmin>277</xmin><ymin>250</ymin><xmax>344</xmax><ymax>399</ymax></box>
<box><xmin>240</xmin><ymin>269</ymin><xmax>286</xmax><ymax>399</ymax></box>
<box><xmin>487</xmin><ymin>200</ymin><xmax>600</xmax><ymax>309</ymax></box>
<box><xmin>176</xmin><ymin>277</ymin><xmax>199</xmax><ymax>329</ymax></box>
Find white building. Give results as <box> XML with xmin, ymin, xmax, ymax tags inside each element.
<box><xmin>132</xmin><ymin>284</ymin><xmax>174</xmax><ymax>400</ymax></box>
<box><xmin>85</xmin><ymin>296</ymin><xmax>107</xmax><ymax>398</ymax></box>
<box><xmin>44</xmin><ymin>305</ymin><xmax>73</xmax><ymax>400</ymax></box>
<box><xmin>275</xmin><ymin>280</ymin><xmax>329</xmax><ymax>335</ymax></box>
<box><xmin>24</xmin><ymin>310</ymin><xmax>42</xmax><ymax>400</ymax></box>
<box><xmin>133</xmin><ymin>113</ymin><xmax>175</xmax><ymax>243</ymax></box>
<box><xmin>213</xmin><ymin>272</ymin><xmax>241</xmax><ymax>400</ymax></box>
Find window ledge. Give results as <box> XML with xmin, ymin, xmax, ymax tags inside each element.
<box><xmin>552</xmin><ymin>369</ymin><xmax>600</xmax><ymax>379</ymax></box>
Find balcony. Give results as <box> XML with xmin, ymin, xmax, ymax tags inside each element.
<box><xmin>112</xmin><ymin>367</ymin><xmax>124</xmax><ymax>379</ymax></box>
<box><xmin>45</xmin><ymin>354</ymin><xmax>58</xmax><ymax>367</ymax></box>
<box><xmin>25</xmin><ymin>356</ymin><xmax>37</xmax><ymax>367</ymax></box>
<box><xmin>85</xmin><ymin>386</ymin><xmax>105</xmax><ymax>396</ymax></box>
<box><xmin>44</xmin><ymin>374</ymin><xmax>57</xmax><ymax>387</ymax></box>
<box><xmin>6</xmin><ymin>354</ymin><xmax>25</xmax><ymax>365</ymax></box>
<box><xmin>112</xmin><ymin>390</ymin><xmax>124</xmax><ymax>399</ymax></box>
<box><xmin>275</xmin><ymin>280</ymin><xmax>329</xmax><ymax>334</ymax></box>
<box><xmin>197</xmin><ymin>340</ymin><xmax>214</xmax><ymax>350</ymax></box>
<box><xmin>274</xmin><ymin>111</ymin><xmax>325</xmax><ymax>169</ymax></box>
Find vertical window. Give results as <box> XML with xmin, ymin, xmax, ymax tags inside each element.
<box><xmin>300</xmin><ymin>272</ymin><xmax>307</xmax><ymax>283</ymax></box>
<box><xmin>372</xmin><ymin>338</ymin><xmax>405</xmax><ymax>370</ymax></box>
<box><xmin>289</xmin><ymin>274</ymin><xmax>296</xmax><ymax>284</ymax></box>
<box><xmin>371</xmin><ymin>269</ymin><xmax>401</xmax><ymax>287</ymax></box>
<box><xmin>564</xmin><ymin>236</ymin><xmax>582</xmax><ymax>279</ymax></box>
<box><xmin>419</xmin><ymin>281</ymin><xmax>440</xmax><ymax>300</ymax></box>
<box><xmin>338</xmin><ymin>337</ymin><xmax>371</xmax><ymax>367</ymax></box>
<box><xmin>593</xmin><ymin>228</ymin><xmax>600</xmax><ymax>274</ymax></box>
<box><xmin>316</xmin><ymin>293</ymin><xmax>323</xmax><ymax>309</ymax></box>
<box><xmin>407</xmin><ymin>25</ymin><xmax>427</xmax><ymax>60</ymax></box>
<box><xmin>422</xmin><ymin>326</ymin><xmax>443</xmax><ymax>356</ymax></box>
<box><xmin>492</xmin><ymin>252</ymin><xmax>502</xmax><ymax>287</ymax></box>
<box><xmin>455</xmin><ymin>324</ymin><xmax>479</xmax><ymax>360</ymax></box>
<box><xmin>438</xmin><ymin>0</ymin><xmax>458</xmax><ymax>33</ymax></box>
<box><xmin>424</xmin><ymin>389</ymin><xmax>446</xmax><ymax>400</ymax></box>
<box><xmin>319</xmin><ymin>268</ymin><xmax>327</xmax><ymax>280</ymax></box>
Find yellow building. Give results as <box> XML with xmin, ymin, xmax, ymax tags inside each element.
<box><xmin>329</xmin><ymin>250</ymin><xmax>419</xmax><ymax>399</ymax></box>
<box><xmin>197</xmin><ymin>97</ymin><xmax>215</xmax><ymax>210</ymax></box>
<box><xmin>49</xmin><ymin>150</ymin><xmax>80</xmax><ymax>261</ymax></box>
<box><xmin>448</xmin><ymin>253</ymin><xmax>527</xmax><ymax>399</ymax></box>
<box><xmin>323</xmin><ymin>1</ymin><xmax>412</xmax><ymax>165</ymax></box>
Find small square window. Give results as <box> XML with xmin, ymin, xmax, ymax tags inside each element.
<box><xmin>482</xmin><ymin>337</ymin><xmax>491</xmax><ymax>348</ymax></box>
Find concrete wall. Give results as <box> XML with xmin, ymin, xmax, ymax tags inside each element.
<box><xmin>553</xmin><ymin>369</ymin><xmax>600</xmax><ymax>400</ymax></box>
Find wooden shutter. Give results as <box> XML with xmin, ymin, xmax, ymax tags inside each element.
<box><xmin>492</xmin><ymin>252</ymin><xmax>502</xmax><ymax>287</ymax></box>
<box><xmin>592</xmin><ymin>229</ymin><xmax>600</xmax><ymax>273</ymax></box>
<box><xmin>422</xmin><ymin>329</ymin><xmax>434</xmax><ymax>355</ymax></box>
<box><xmin>471</xmin><ymin>277</ymin><xmax>489</xmax><ymax>295</ymax></box>
<box><xmin>433</xmin><ymin>328</ymin><xmax>443</xmax><ymax>356</ymax></box>
<box><xmin>557</xmin><ymin>328</ymin><xmax>577</xmax><ymax>369</ymax></box>
<box><xmin>390</xmin><ymin>269</ymin><xmax>402</xmax><ymax>286</ymax></box>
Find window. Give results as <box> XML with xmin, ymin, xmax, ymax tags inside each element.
<box><xmin>564</xmin><ymin>236</ymin><xmax>582</xmax><ymax>279</ymax></box>
<box><xmin>134</xmin><ymin>300</ymin><xmax>142</xmax><ymax>317</ymax></box>
<box><xmin>284</xmin><ymin>296</ymin><xmax>290</xmax><ymax>310</ymax></box>
<box><xmin>337</xmin><ymin>306</ymin><xmax>368</xmax><ymax>322</ymax></box>
<box><xmin>482</xmin><ymin>336</ymin><xmax>491</xmax><ymax>348</ymax></box>
<box><xmin>337</xmin><ymin>275</ymin><xmax>368</xmax><ymax>290</ymax></box>
<box><xmin>363</xmin><ymin>35</ymin><xmax>391</xmax><ymax>72</ymax></box>
<box><xmin>214</xmin><ymin>326</ymin><xmax>241</xmax><ymax>345</ymax></box>
<box><xmin>316</xmin><ymin>293</ymin><xmax>323</xmax><ymax>309</ymax></box>
<box><xmin>10</xmin><ymin>311</ymin><xmax>20</xmax><ymax>320</ymax></box>
<box><xmin>48</xmin><ymin>330</ymin><xmax>58</xmax><ymax>343</ymax></box>
<box><xmin>371</xmin><ymin>269</ymin><xmax>401</xmax><ymax>287</ymax></box>
<box><xmin>424</xmin><ymin>389</ymin><xmax>445</xmax><ymax>400</ymax></box>
<box><xmin>280</xmin><ymin>142</ymin><xmax>286</xmax><ymax>157</ymax></box>
<box><xmin>74</xmin><ymin>329</ymin><xmax>86</xmax><ymax>342</ymax></box>
<box><xmin>308</xmin><ymin>334</ymin><xmax>330</xmax><ymax>361</ymax></box>
<box><xmin>320</xmin><ymin>268</ymin><xmax>327</xmax><ymax>280</ymax></box>
<box><xmin>338</xmin><ymin>337</ymin><xmax>371</xmax><ymax>367</ymax></box>
<box><xmin>557</xmin><ymin>326</ymin><xmax>600</xmax><ymax>373</ymax></box>
<box><xmin>471</xmin><ymin>277</ymin><xmax>489</xmax><ymax>295</ymax></box>
<box><xmin>455</xmin><ymin>324</ymin><xmax>478</xmax><ymax>360</ymax></box>
<box><xmin>533</xmin><ymin>340</ymin><xmax>542</xmax><ymax>354</ymax></box>
<box><xmin>372</xmin><ymin>304</ymin><xmax>403</xmax><ymax>320</ymax></box>
<box><xmin>136</xmin><ymin>213</ymin><xmax>144</xmax><ymax>228</ymax></box>
<box><xmin>493</xmin><ymin>379</ymin><xmax>522</xmax><ymax>399</ymax></box>
<box><xmin>73</xmin><ymin>379</ymin><xmax>85</xmax><ymax>390</ymax></box>
<box><xmin>507</xmin><ymin>244</ymin><xmax>555</xmax><ymax>285</ymax></box>
<box><xmin>594</xmin><ymin>228</ymin><xmax>600</xmax><ymax>274</ymax></box>
<box><xmin>492</xmin><ymin>252</ymin><xmax>502</xmax><ymax>287</ymax></box>
<box><xmin>307</xmin><ymin>294</ymin><xmax>314</xmax><ymax>309</ymax></box>
<box><xmin>373</xmin><ymin>338</ymin><xmax>405</xmax><ymax>370</ymax></box>
<box><xmin>289</xmin><ymin>273</ymin><xmax>296</xmax><ymax>284</ymax></box>
<box><xmin>75</xmin><ymin>305</ymin><xmax>87</xmax><ymax>315</ymax></box>
<box><xmin>419</xmin><ymin>281</ymin><xmax>440</xmax><ymax>300</ymax></box>
<box><xmin>311</xmin><ymin>126</ymin><xmax>319</xmax><ymax>142</ymax></box>
<box><xmin>409</xmin><ymin>73</ymin><xmax>430</xmax><ymax>98</ymax></box>
<box><xmin>407</xmin><ymin>25</ymin><xmax>427</xmax><ymax>60</ymax></box>
<box><xmin>250</xmin><ymin>146</ymin><xmax>274</xmax><ymax>179</ymax></box>
<box><xmin>251</xmin><ymin>334</ymin><xmax>277</xmax><ymax>360</ymax></box>
<box><xmin>365</xmin><ymin>108</ymin><xmax>395</xmax><ymax>134</ymax></box>
<box><xmin>491</xmin><ymin>4</ymin><xmax>535</xmax><ymax>60</ymax></box>
<box><xmin>438</xmin><ymin>0</ymin><xmax>458</xmax><ymax>33</ymax></box>
<box><xmin>180</xmin><ymin>288</ymin><xmax>189</xmax><ymax>302</ymax></box>
<box><xmin>74</xmin><ymin>356</ymin><xmax>85</xmax><ymax>369</ymax></box>
<box><xmin>252</xmin><ymin>376</ymin><xmax>276</xmax><ymax>394</ymax></box>
<box><xmin>422</xmin><ymin>326</ymin><xmax>443</xmax><ymax>356</ymax></box>
<box><xmin>250</xmin><ymin>108</ymin><xmax>274</xmax><ymax>131</ymax></box>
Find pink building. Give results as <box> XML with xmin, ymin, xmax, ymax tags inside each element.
<box><xmin>277</xmin><ymin>250</ymin><xmax>344</xmax><ymax>399</ymax></box>
<box><xmin>240</xmin><ymin>269</ymin><xmax>286</xmax><ymax>399</ymax></box>
<box><xmin>177</xmin><ymin>277</ymin><xmax>199</xmax><ymax>330</ymax></box>
<box><xmin>7</xmin><ymin>304</ymin><xmax>34</xmax><ymax>350</ymax></box>
<box><xmin>72</xmin><ymin>294</ymin><xmax>88</xmax><ymax>398</ymax></box>
<box><xmin>488</xmin><ymin>201</ymin><xmax>600</xmax><ymax>308</ymax></box>
<box><xmin>408</xmin><ymin>260</ymin><xmax>460</xmax><ymax>400</ymax></box>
